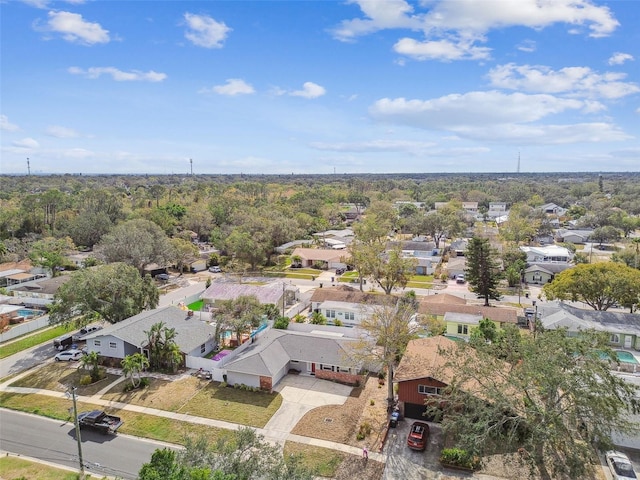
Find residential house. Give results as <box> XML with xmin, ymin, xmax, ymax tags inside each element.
<box><xmin>291</xmin><ymin>247</ymin><xmax>349</xmax><ymax>270</ymax></box>
<box><xmin>487</xmin><ymin>202</ymin><xmax>508</xmax><ymax>218</ymax></box>
<box><xmin>394</xmin><ymin>336</ymin><xmax>461</xmax><ymax>419</ymax></box>
<box><xmin>65</xmin><ymin>251</ymin><xmax>93</xmax><ymax>268</ymax></box>
<box><xmin>445</xmin><ymin>257</ymin><xmax>466</xmax><ymax>279</ymax></box>
<box><xmin>84</xmin><ymin>306</ymin><xmax>218</xmax><ymax>366</ymax></box>
<box><xmin>201</xmin><ymin>282</ymin><xmax>295</xmax><ymax>312</ymax></box>
<box><xmin>0</xmin><ymin>261</ymin><xmax>45</xmax><ymax>289</ymax></box>
<box><xmin>310</xmin><ymin>285</ymin><xmax>396</xmax><ymax>327</ymax></box>
<box><xmin>223</xmin><ymin>328</ymin><xmax>363</xmax><ymax>390</ymax></box>
<box><xmin>539</xmin><ymin>302</ymin><xmax>640</xmax><ymax>351</ymax></box>
<box><xmin>520</xmin><ymin>245</ymin><xmax>573</xmax><ymax>264</ymax></box>
<box><xmin>10</xmin><ymin>274</ymin><xmax>72</xmax><ymax>308</ymax></box>
<box><xmin>275</xmin><ymin>239</ymin><xmax>314</xmax><ymax>254</ymax></box>
<box><xmin>554</xmin><ymin>229</ymin><xmax>594</xmax><ymax>244</ymax></box>
<box><xmin>448</xmin><ymin>239</ymin><xmax>468</xmax><ymax>257</ymax></box>
<box><xmin>387</xmin><ymin>240</ymin><xmax>441</xmax><ymax>275</ymax></box>
<box><xmin>434</xmin><ymin>202</ymin><xmax>478</xmax><ymax>216</ymax></box>
<box><xmin>313</xmin><ymin>229</ymin><xmax>355</xmax><ymax>250</ymax></box>
<box><xmin>418</xmin><ymin>299</ymin><xmax>519</xmax><ymax>339</ymax></box>
<box><xmin>540</xmin><ymin>203</ymin><xmax>567</xmax><ymax>217</ymax></box>
<box><xmin>523</xmin><ymin>265</ymin><xmax>555</xmax><ymax>285</ymax></box>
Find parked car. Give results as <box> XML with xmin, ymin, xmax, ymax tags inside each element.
<box><xmin>606</xmin><ymin>451</ymin><xmax>637</xmax><ymax>480</ymax></box>
<box><xmin>156</xmin><ymin>273</ymin><xmax>170</xmax><ymax>281</ymax></box>
<box><xmin>72</xmin><ymin>324</ymin><xmax>102</xmax><ymax>341</ymax></box>
<box><xmin>54</xmin><ymin>349</ymin><xmax>83</xmax><ymax>362</ymax></box>
<box><xmin>407</xmin><ymin>421</ymin><xmax>430</xmax><ymax>451</ymax></box>
<box><xmin>208</xmin><ymin>266</ymin><xmax>222</xmax><ymax>273</ymax></box>
<box><xmin>455</xmin><ymin>274</ymin><xmax>466</xmax><ymax>284</ymax></box>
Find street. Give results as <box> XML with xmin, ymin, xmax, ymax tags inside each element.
<box><xmin>0</xmin><ymin>408</ymin><xmax>175</xmax><ymax>479</ymax></box>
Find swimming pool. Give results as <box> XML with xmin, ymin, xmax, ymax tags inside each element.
<box><xmin>17</xmin><ymin>309</ymin><xmax>45</xmax><ymax>318</ymax></box>
<box><xmin>616</xmin><ymin>350</ymin><xmax>639</xmax><ymax>364</ymax></box>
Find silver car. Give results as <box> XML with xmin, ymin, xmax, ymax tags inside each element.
<box><xmin>606</xmin><ymin>451</ymin><xmax>637</xmax><ymax>480</ymax></box>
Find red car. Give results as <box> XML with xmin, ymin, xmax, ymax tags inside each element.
<box><xmin>407</xmin><ymin>421</ymin><xmax>430</xmax><ymax>451</ymax></box>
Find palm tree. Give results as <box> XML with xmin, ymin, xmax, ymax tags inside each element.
<box><xmin>310</xmin><ymin>311</ymin><xmax>327</xmax><ymax>325</ymax></box>
<box><xmin>121</xmin><ymin>353</ymin><xmax>149</xmax><ymax>388</ymax></box>
<box><xmin>80</xmin><ymin>351</ymin><xmax>101</xmax><ymax>382</ymax></box>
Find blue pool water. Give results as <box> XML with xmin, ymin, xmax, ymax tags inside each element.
<box><xmin>616</xmin><ymin>350</ymin><xmax>639</xmax><ymax>364</ymax></box>
<box><xmin>17</xmin><ymin>309</ymin><xmax>45</xmax><ymax>318</ymax></box>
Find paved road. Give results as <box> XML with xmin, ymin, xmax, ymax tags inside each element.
<box><xmin>0</xmin><ymin>408</ymin><xmax>175</xmax><ymax>479</ymax></box>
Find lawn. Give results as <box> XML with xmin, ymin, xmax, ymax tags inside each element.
<box><xmin>0</xmin><ymin>325</ymin><xmax>71</xmax><ymax>360</ymax></box>
<box><xmin>102</xmin><ymin>376</ymin><xmax>283</xmax><ymax>428</ymax></box>
<box><xmin>187</xmin><ymin>299</ymin><xmax>204</xmax><ymax>311</ymax></box>
<box><xmin>283</xmin><ymin>442</ymin><xmax>345</xmax><ymax>477</ymax></box>
<box><xmin>283</xmin><ymin>267</ymin><xmax>322</xmax><ymax>280</ymax></box>
<box><xmin>0</xmin><ymin>392</ymin><xmax>227</xmax><ymax>445</ymax></box>
<box><xmin>0</xmin><ymin>456</ymin><xmax>102</xmax><ymax>480</ymax></box>
<box><xmin>10</xmin><ymin>363</ymin><xmax>120</xmax><ymax>396</ymax></box>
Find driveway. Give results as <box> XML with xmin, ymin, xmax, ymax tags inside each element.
<box><xmin>265</xmin><ymin>375</ymin><xmax>352</xmax><ymax>439</ymax></box>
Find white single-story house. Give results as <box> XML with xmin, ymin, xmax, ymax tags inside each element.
<box><xmin>520</xmin><ymin>245</ymin><xmax>573</xmax><ymax>264</ymax></box>
<box><xmin>539</xmin><ymin>303</ymin><xmax>640</xmax><ymax>351</ymax></box>
<box><xmin>540</xmin><ymin>203</ymin><xmax>567</xmax><ymax>216</ymax></box>
<box><xmin>223</xmin><ymin>328</ymin><xmax>363</xmax><ymax>390</ymax></box>
<box><xmin>84</xmin><ymin>306</ymin><xmax>218</xmax><ymax>366</ymax></box>
<box><xmin>201</xmin><ymin>282</ymin><xmax>296</xmax><ymax>312</ymax></box>
<box><xmin>310</xmin><ymin>285</ymin><xmax>397</xmax><ymax>327</ymax></box>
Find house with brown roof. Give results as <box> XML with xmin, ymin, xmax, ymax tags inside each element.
<box><xmin>309</xmin><ymin>285</ymin><xmax>396</xmax><ymax>327</ymax></box>
<box><xmin>11</xmin><ymin>274</ymin><xmax>72</xmax><ymax>308</ymax></box>
<box><xmin>291</xmin><ymin>247</ymin><xmax>349</xmax><ymax>270</ymax></box>
<box><xmin>418</xmin><ymin>300</ymin><xmax>519</xmax><ymax>340</ymax></box>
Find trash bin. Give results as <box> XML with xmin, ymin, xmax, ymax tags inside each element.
<box><xmin>319</xmin><ymin>283</ymin><xmax>323</xmax><ymax>288</ymax></box>
<box><xmin>390</xmin><ymin>410</ymin><xmax>400</xmax><ymax>428</ymax></box>
<box><xmin>525</xmin><ymin>293</ymin><xmax>529</xmax><ymax>298</ymax></box>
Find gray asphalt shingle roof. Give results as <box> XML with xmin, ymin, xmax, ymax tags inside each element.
<box><xmin>85</xmin><ymin>306</ymin><xmax>216</xmax><ymax>354</ymax></box>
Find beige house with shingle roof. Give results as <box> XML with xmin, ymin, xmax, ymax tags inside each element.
<box><xmin>291</xmin><ymin>248</ymin><xmax>349</xmax><ymax>269</ymax></box>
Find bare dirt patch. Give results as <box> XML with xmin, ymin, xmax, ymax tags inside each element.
<box><xmin>291</xmin><ymin>376</ymin><xmax>389</xmax><ymax>451</ymax></box>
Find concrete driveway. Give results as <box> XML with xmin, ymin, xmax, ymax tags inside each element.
<box><xmin>264</xmin><ymin>375</ymin><xmax>352</xmax><ymax>439</ymax></box>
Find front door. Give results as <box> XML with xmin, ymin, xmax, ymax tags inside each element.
<box><xmin>311</xmin><ymin>363</ymin><xmax>315</xmax><ymax>375</ymax></box>
<box><xmin>624</xmin><ymin>336</ymin><xmax>633</xmax><ymax>349</ymax></box>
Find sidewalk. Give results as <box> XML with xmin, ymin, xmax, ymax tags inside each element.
<box><xmin>0</xmin><ymin>368</ymin><xmax>385</xmax><ymax>464</ymax></box>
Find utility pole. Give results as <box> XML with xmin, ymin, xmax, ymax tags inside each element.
<box><xmin>27</xmin><ymin>158</ymin><xmax>30</xmax><ymax>176</ymax></box>
<box><xmin>190</xmin><ymin>158</ymin><xmax>193</xmax><ymax>176</ymax></box>
<box><xmin>282</xmin><ymin>283</ymin><xmax>286</xmax><ymax>318</ymax></box>
<box><xmin>68</xmin><ymin>387</ymin><xmax>85</xmax><ymax>478</ymax></box>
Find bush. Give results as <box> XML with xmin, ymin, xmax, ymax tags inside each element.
<box><xmin>440</xmin><ymin>448</ymin><xmax>480</xmax><ymax>470</ymax></box>
<box><xmin>357</xmin><ymin>421</ymin><xmax>372</xmax><ymax>440</ymax></box>
<box><xmin>79</xmin><ymin>375</ymin><xmax>93</xmax><ymax>386</ymax></box>
<box><xmin>370</xmin><ymin>399</ymin><xmax>375</xmax><ymax>406</ymax></box>
<box><xmin>273</xmin><ymin>316</ymin><xmax>289</xmax><ymax>329</ymax></box>
<box><xmin>220</xmin><ymin>381</ymin><xmax>227</xmax><ymax>388</ymax></box>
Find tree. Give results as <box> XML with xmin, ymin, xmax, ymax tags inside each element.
<box><xmin>225</xmin><ymin>229</ymin><xmax>268</xmax><ymax>271</ymax></box>
<box><xmin>353</xmin><ymin>302</ymin><xmax>418</xmax><ymax>406</ymax></box>
<box><xmin>591</xmin><ymin>225</ymin><xmax>620</xmax><ymax>247</ymax></box>
<box><xmin>28</xmin><ymin>236</ymin><xmax>75</xmax><ymax>277</ymax></box>
<box><xmin>465</xmin><ymin>237</ymin><xmax>502</xmax><ymax>306</ymax></box>
<box><xmin>543</xmin><ymin>262</ymin><xmax>640</xmax><ymax>312</ymax></box>
<box><xmin>429</xmin><ymin>329</ymin><xmax>639</xmax><ymax>480</ymax></box>
<box><xmin>79</xmin><ymin>351</ymin><xmax>102</xmax><ymax>383</ymax></box>
<box><xmin>49</xmin><ymin>262</ymin><xmax>159</xmax><ymax>325</ymax></box>
<box><xmin>122</xmin><ymin>352</ymin><xmax>150</xmax><ymax>388</ymax></box>
<box><xmin>369</xmin><ymin>245</ymin><xmax>418</xmax><ymax>295</ymax></box>
<box><xmin>310</xmin><ymin>311</ymin><xmax>327</xmax><ymax>325</ymax></box>
<box><xmin>499</xmin><ymin>203</ymin><xmax>538</xmax><ymax>244</ymax></box>
<box><xmin>96</xmin><ymin>219</ymin><xmax>173</xmax><ymax>275</ymax></box>
<box><xmin>139</xmin><ymin>428</ymin><xmax>315</xmax><ymax>480</ymax></box>
<box><xmin>145</xmin><ymin>322</ymin><xmax>182</xmax><ymax>372</ymax></box>
<box><xmin>170</xmin><ymin>237</ymin><xmax>200</xmax><ymax>273</ymax></box>
<box><xmin>216</xmin><ymin>295</ymin><xmax>263</xmax><ymax>346</ymax></box>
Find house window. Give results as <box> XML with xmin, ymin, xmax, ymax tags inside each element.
<box><xmin>94</xmin><ymin>340</ymin><xmax>101</xmax><ymax>347</ymax></box>
<box><xmin>200</xmin><ymin>343</ymin><xmax>206</xmax><ymax>354</ymax></box>
<box><xmin>338</xmin><ymin>366</ymin><xmax>351</xmax><ymax>373</ymax></box>
<box><xmin>418</xmin><ymin>385</ymin><xmax>443</xmax><ymax>395</ymax></box>
<box><xmin>109</xmin><ymin>342</ymin><xmax>117</xmax><ymax>349</ymax></box>
<box><xmin>457</xmin><ymin>325</ymin><xmax>469</xmax><ymax>335</ymax></box>
<box><xmin>344</xmin><ymin>312</ymin><xmax>355</xmax><ymax>321</ymax></box>
<box><xmin>326</xmin><ymin>310</ymin><xmax>336</xmax><ymax>318</ymax></box>
<box><xmin>321</xmin><ymin>364</ymin><xmax>334</xmax><ymax>371</ymax></box>
<box><xmin>610</xmin><ymin>334</ymin><xmax>620</xmax><ymax>344</ymax></box>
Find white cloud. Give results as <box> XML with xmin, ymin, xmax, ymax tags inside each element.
<box><xmin>488</xmin><ymin>63</ymin><xmax>640</xmax><ymax>99</ymax></box>
<box><xmin>516</xmin><ymin>39</ymin><xmax>536</xmax><ymax>52</ymax></box>
<box><xmin>0</xmin><ymin>115</ymin><xmax>19</xmax><ymax>132</ymax></box>
<box><xmin>43</xmin><ymin>10</ymin><xmax>110</xmax><ymax>45</ymax></box>
<box><xmin>207</xmin><ymin>78</ymin><xmax>255</xmax><ymax>96</ymax></box>
<box><xmin>394</xmin><ymin>37</ymin><xmax>490</xmax><ymax>61</ymax></box>
<box><xmin>183</xmin><ymin>12</ymin><xmax>230</xmax><ymax>48</ymax></box>
<box><xmin>290</xmin><ymin>82</ymin><xmax>326</xmax><ymax>99</ymax></box>
<box><xmin>45</xmin><ymin>125</ymin><xmax>79</xmax><ymax>138</ymax></box>
<box><xmin>370</xmin><ymin>91</ymin><xmax>584</xmax><ymax>129</ymax></box>
<box><xmin>68</xmin><ymin>66</ymin><xmax>167</xmax><ymax>82</ymax></box>
<box><xmin>22</xmin><ymin>0</ymin><xmax>85</xmax><ymax>7</ymax></box>
<box><xmin>12</xmin><ymin>138</ymin><xmax>39</xmax><ymax>149</ymax></box>
<box><xmin>367</xmin><ymin>91</ymin><xmax>630</xmax><ymax>145</ymax></box>
<box><xmin>333</xmin><ymin>0</ymin><xmax>618</xmax><ymax>62</ymax></box>
<box><xmin>64</xmin><ymin>148</ymin><xmax>94</xmax><ymax>158</ymax></box>
<box><xmin>608</xmin><ymin>52</ymin><xmax>634</xmax><ymax>66</ymax></box>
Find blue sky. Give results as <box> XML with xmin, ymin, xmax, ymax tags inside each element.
<box><xmin>1</xmin><ymin>0</ymin><xmax>639</xmax><ymax>175</ymax></box>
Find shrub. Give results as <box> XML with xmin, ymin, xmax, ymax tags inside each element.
<box><xmin>440</xmin><ymin>448</ymin><xmax>480</xmax><ymax>470</ymax></box>
<box><xmin>357</xmin><ymin>421</ymin><xmax>372</xmax><ymax>440</ymax></box>
<box><xmin>220</xmin><ymin>381</ymin><xmax>227</xmax><ymax>388</ymax></box>
<box><xmin>273</xmin><ymin>317</ymin><xmax>289</xmax><ymax>329</ymax></box>
<box><xmin>79</xmin><ymin>375</ymin><xmax>93</xmax><ymax>386</ymax></box>
<box><xmin>370</xmin><ymin>399</ymin><xmax>375</xmax><ymax>406</ymax></box>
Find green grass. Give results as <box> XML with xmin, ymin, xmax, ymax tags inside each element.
<box><xmin>10</xmin><ymin>363</ymin><xmax>120</xmax><ymax>395</ymax></box>
<box><xmin>0</xmin><ymin>392</ymin><xmax>227</xmax><ymax>445</ymax></box>
<box><xmin>187</xmin><ymin>300</ymin><xmax>204</xmax><ymax>311</ymax></box>
<box><xmin>0</xmin><ymin>325</ymin><xmax>71</xmax><ymax>360</ymax></box>
<box><xmin>0</xmin><ymin>456</ymin><xmax>104</xmax><ymax>480</ymax></box>
<box><xmin>283</xmin><ymin>442</ymin><xmax>346</xmax><ymax>477</ymax></box>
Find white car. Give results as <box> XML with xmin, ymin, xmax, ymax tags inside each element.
<box><xmin>606</xmin><ymin>451</ymin><xmax>637</xmax><ymax>480</ymax></box>
<box><xmin>54</xmin><ymin>349</ymin><xmax>83</xmax><ymax>362</ymax></box>
<box><xmin>208</xmin><ymin>266</ymin><xmax>221</xmax><ymax>273</ymax></box>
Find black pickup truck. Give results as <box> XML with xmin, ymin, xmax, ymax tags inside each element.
<box><xmin>77</xmin><ymin>410</ymin><xmax>123</xmax><ymax>435</ymax></box>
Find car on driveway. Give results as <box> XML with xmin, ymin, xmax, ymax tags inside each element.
<box><xmin>208</xmin><ymin>266</ymin><xmax>222</xmax><ymax>273</ymax></box>
<box><xmin>54</xmin><ymin>349</ymin><xmax>83</xmax><ymax>362</ymax></box>
<box><xmin>407</xmin><ymin>421</ymin><xmax>430</xmax><ymax>451</ymax></box>
<box><xmin>606</xmin><ymin>451</ymin><xmax>637</xmax><ymax>480</ymax></box>
<box><xmin>455</xmin><ymin>274</ymin><xmax>466</xmax><ymax>284</ymax></box>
